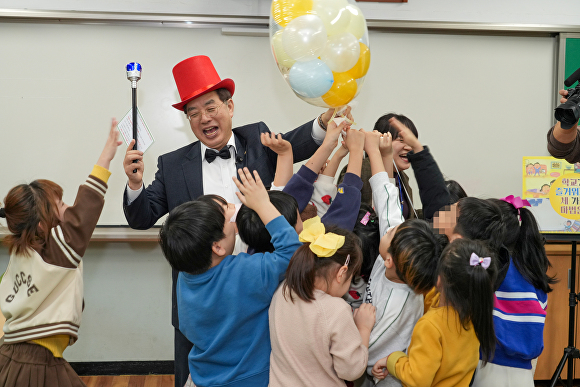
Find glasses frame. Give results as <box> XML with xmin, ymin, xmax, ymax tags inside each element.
<box><xmin>187</xmin><ymin>99</ymin><xmax>230</xmax><ymax>122</ymax></box>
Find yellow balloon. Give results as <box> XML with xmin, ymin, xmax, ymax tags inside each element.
<box><xmin>272</xmin><ymin>30</ymin><xmax>296</xmax><ymax>68</ymax></box>
<box><xmin>271</xmin><ymin>0</ymin><xmax>314</xmax><ymax>27</ymax></box>
<box><xmin>322</xmin><ymin>72</ymin><xmax>357</xmax><ymax>107</ymax></box>
<box><xmin>346</xmin><ymin>43</ymin><xmax>370</xmax><ymax>79</ymax></box>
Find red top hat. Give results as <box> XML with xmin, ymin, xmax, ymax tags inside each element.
<box><xmin>172</xmin><ymin>55</ymin><xmax>235</xmax><ymax>111</ymax></box>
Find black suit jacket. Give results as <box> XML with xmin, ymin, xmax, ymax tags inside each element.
<box><xmin>123</xmin><ymin>120</ymin><xmax>319</xmax><ymax>327</ymax></box>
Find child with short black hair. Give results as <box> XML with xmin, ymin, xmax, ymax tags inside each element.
<box><xmin>373</xmin><ymin>238</ymin><xmax>497</xmax><ymax>387</ymax></box>
<box><xmin>0</xmin><ymin>120</ymin><xmax>122</xmax><ymax>387</ymax></box>
<box><xmin>159</xmin><ymin>167</ymin><xmax>302</xmax><ymax>387</ymax></box>
<box><xmin>236</xmin><ymin>190</ymin><xmax>300</xmax><ymax>253</ymax></box>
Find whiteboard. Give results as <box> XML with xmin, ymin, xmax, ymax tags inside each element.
<box><xmin>0</xmin><ymin>22</ymin><xmax>556</xmax><ymax>225</ymax></box>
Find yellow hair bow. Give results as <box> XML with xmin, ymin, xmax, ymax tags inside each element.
<box><xmin>299</xmin><ymin>216</ymin><xmax>345</xmax><ymax>258</ymax></box>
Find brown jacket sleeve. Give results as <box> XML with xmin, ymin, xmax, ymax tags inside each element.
<box><xmin>43</xmin><ymin>174</ymin><xmax>107</xmax><ymax>268</ymax></box>
<box><xmin>547</xmin><ymin>125</ymin><xmax>580</xmax><ymax>164</ymax></box>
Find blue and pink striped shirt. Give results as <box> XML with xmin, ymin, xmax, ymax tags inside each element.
<box><xmin>490</xmin><ymin>257</ymin><xmax>548</xmax><ymax>369</ymax></box>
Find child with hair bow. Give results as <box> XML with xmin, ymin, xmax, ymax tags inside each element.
<box><xmin>372</xmin><ymin>238</ymin><xmax>498</xmax><ymax>387</ymax></box>
<box><xmin>268</xmin><ymin>217</ymin><xmax>376</xmax><ymax>386</ymax></box>
<box><xmin>470</xmin><ymin>195</ymin><xmax>556</xmax><ymax>387</ymax></box>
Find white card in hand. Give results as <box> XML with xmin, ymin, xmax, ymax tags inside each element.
<box><xmin>117</xmin><ymin>108</ymin><xmax>155</xmax><ymax>153</ymax></box>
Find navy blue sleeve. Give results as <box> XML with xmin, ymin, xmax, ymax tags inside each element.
<box><xmin>283</xmin><ymin>166</ymin><xmax>318</xmax><ymax>212</ymax></box>
<box><xmin>407</xmin><ymin>146</ymin><xmax>449</xmax><ymax>220</ymax></box>
<box><xmin>321</xmin><ymin>172</ymin><xmax>363</xmax><ymax>231</ymax></box>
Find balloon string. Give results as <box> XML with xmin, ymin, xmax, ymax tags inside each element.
<box><xmin>331</xmin><ymin>106</ymin><xmax>357</xmax><ymax>126</ymax></box>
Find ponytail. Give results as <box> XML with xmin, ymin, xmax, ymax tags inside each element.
<box><xmin>513</xmin><ymin>208</ymin><xmax>557</xmax><ymax>293</ymax></box>
<box><xmin>491</xmin><ymin>199</ymin><xmax>557</xmax><ymax>294</ymax></box>
<box><xmin>283</xmin><ymin>224</ymin><xmax>362</xmax><ymax>303</ymax></box>
<box><xmin>467</xmin><ymin>260</ymin><xmax>496</xmax><ymax>363</ymax></box>
<box><xmin>438</xmin><ymin>239</ymin><xmax>497</xmax><ymax>364</ymax></box>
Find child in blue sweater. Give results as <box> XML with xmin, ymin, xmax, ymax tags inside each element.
<box><xmin>159</xmin><ymin>167</ymin><xmax>302</xmax><ymax>387</ymax></box>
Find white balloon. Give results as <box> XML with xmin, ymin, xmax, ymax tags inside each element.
<box><xmin>313</xmin><ymin>0</ymin><xmax>351</xmax><ymax>36</ymax></box>
<box><xmin>282</xmin><ymin>15</ymin><xmax>328</xmax><ymax>62</ymax></box>
<box><xmin>272</xmin><ymin>29</ymin><xmax>296</xmax><ymax>68</ymax></box>
<box><xmin>320</xmin><ymin>32</ymin><xmax>360</xmax><ymax>73</ymax></box>
<box><xmin>345</xmin><ymin>4</ymin><xmax>366</xmax><ymax>40</ymax></box>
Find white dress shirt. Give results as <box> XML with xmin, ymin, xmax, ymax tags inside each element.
<box><xmin>126</xmin><ymin>120</ymin><xmax>326</xmax><ymax>205</ymax></box>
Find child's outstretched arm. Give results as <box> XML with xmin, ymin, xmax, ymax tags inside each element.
<box><xmin>233</xmin><ymin>168</ymin><xmax>302</xmax><ymax>291</ymax></box>
<box><xmin>389</xmin><ymin>118</ymin><xmax>449</xmax><ymax>220</ymax></box>
<box><xmin>321</xmin><ymin>128</ymin><xmax>365</xmax><ymax>230</ymax></box>
<box><xmin>283</xmin><ymin>120</ymin><xmax>349</xmax><ymax>212</ymax></box>
<box><xmin>52</xmin><ymin>119</ymin><xmax>123</xmax><ymax>265</ymax></box>
<box><xmin>310</xmin><ymin>144</ymin><xmax>348</xmax><ymax>218</ymax></box>
<box><xmin>261</xmin><ymin>132</ymin><xmax>293</xmax><ymax>189</ymax></box>
<box><xmin>321</xmin><ymin>143</ymin><xmax>349</xmax><ymax>178</ymax></box>
<box><xmin>233</xmin><ymin>167</ymin><xmax>280</xmax><ymax>225</ymax></box>
<box><xmin>366</xmin><ymin>130</ymin><xmax>404</xmax><ymax>237</ymax></box>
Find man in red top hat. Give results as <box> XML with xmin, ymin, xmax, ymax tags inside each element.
<box><xmin>121</xmin><ymin>55</ymin><xmax>337</xmax><ymax>387</ymax></box>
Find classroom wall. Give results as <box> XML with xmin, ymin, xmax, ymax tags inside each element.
<box><xmin>1</xmin><ymin>0</ymin><xmax>580</xmax><ymax>25</ymax></box>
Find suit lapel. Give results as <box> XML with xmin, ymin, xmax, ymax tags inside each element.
<box><xmin>182</xmin><ymin>142</ymin><xmax>203</xmax><ymax>200</ymax></box>
<box><xmin>234</xmin><ymin>131</ymin><xmax>248</xmax><ymax>177</ymax></box>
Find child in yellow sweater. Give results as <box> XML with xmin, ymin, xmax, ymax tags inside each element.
<box><xmin>372</xmin><ymin>238</ymin><xmax>497</xmax><ymax>387</ymax></box>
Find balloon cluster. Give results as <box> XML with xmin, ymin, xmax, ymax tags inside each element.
<box><xmin>270</xmin><ymin>0</ymin><xmax>370</xmax><ymax>108</ymax></box>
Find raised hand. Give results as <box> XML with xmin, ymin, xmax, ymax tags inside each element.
<box><xmin>364</xmin><ymin>130</ymin><xmax>382</xmax><ymax>155</ymax></box>
<box><xmin>389</xmin><ymin>117</ymin><xmax>423</xmax><ymax>153</ymax></box>
<box><xmin>344</xmin><ymin>128</ymin><xmax>366</xmax><ymax>153</ymax></box>
<box><xmin>323</xmin><ymin>120</ymin><xmax>350</xmax><ymax>150</ymax></box>
<box><xmin>97</xmin><ymin>118</ymin><xmax>123</xmax><ymax>171</ymax></box>
<box><xmin>233</xmin><ymin>168</ymin><xmax>279</xmax><ymax>225</ymax></box>
<box><xmin>379</xmin><ymin>132</ymin><xmax>393</xmax><ymax>159</ymax></box>
<box><xmin>261</xmin><ymin>132</ymin><xmax>292</xmax><ymax>156</ymax></box>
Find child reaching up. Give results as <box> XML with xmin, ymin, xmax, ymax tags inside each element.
<box><xmin>159</xmin><ymin>167</ymin><xmax>302</xmax><ymax>387</ymax></box>
<box><xmin>310</xmin><ymin>143</ymin><xmax>349</xmax><ymax>218</ymax></box>
<box><xmin>0</xmin><ymin>119</ymin><xmax>122</xmax><ymax>387</ymax></box>
<box><xmin>363</xmin><ymin>120</ymin><xmax>449</xmax><ymax>387</ymax></box>
<box><xmin>268</xmin><ymin>217</ymin><xmax>376</xmax><ymax>386</ymax></box>
<box><xmin>282</xmin><ymin>119</ymin><xmax>365</xmax><ymax>231</ymax></box>
<box><xmin>373</xmin><ymin>238</ymin><xmax>497</xmax><ymax>387</ymax></box>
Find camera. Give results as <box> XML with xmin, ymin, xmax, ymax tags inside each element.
<box><xmin>555</xmin><ymin>66</ymin><xmax>580</xmax><ymax>129</ymax></box>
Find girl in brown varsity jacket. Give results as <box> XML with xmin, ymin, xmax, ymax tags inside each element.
<box><xmin>0</xmin><ymin>119</ymin><xmax>122</xmax><ymax>387</ymax></box>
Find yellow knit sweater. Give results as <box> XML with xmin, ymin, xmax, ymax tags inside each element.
<box><xmin>387</xmin><ymin>289</ymin><xmax>479</xmax><ymax>387</ymax></box>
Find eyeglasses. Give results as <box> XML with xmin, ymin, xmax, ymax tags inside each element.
<box><xmin>187</xmin><ymin>100</ymin><xmax>229</xmax><ymax>122</ymax></box>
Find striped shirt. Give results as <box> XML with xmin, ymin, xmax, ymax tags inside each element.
<box><xmin>490</xmin><ymin>257</ymin><xmax>548</xmax><ymax>369</ymax></box>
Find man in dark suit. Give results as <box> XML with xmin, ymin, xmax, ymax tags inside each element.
<box><xmin>122</xmin><ymin>55</ymin><xmax>334</xmax><ymax>387</ymax></box>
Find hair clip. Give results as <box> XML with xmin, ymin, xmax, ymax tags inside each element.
<box><xmin>344</xmin><ymin>254</ymin><xmax>350</xmax><ymax>267</ymax></box>
<box><xmin>500</xmin><ymin>195</ymin><xmax>531</xmax><ymax>221</ymax></box>
<box><xmin>299</xmin><ymin>216</ymin><xmax>345</xmax><ymax>258</ymax></box>
<box><xmin>360</xmin><ymin>211</ymin><xmax>371</xmax><ymax>225</ymax></box>
<box><xmin>469</xmin><ymin>253</ymin><xmax>491</xmax><ymax>269</ymax></box>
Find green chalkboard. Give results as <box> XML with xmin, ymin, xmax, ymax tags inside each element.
<box><xmin>565</xmin><ymin>38</ymin><xmax>580</xmax><ymax>87</ymax></box>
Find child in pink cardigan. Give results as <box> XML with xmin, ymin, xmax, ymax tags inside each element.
<box><xmin>268</xmin><ymin>214</ymin><xmax>376</xmax><ymax>386</ymax></box>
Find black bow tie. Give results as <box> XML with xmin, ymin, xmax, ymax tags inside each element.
<box><xmin>205</xmin><ymin>146</ymin><xmax>231</xmax><ymax>163</ymax></box>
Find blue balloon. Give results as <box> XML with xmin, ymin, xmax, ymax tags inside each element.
<box><xmin>288</xmin><ymin>60</ymin><xmax>333</xmax><ymax>98</ymax></box>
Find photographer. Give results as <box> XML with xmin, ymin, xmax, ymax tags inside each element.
<box><xmin>547</xmin><ymin>90</ymin><xmax>580</xmax><ymax>163</ymax></box>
